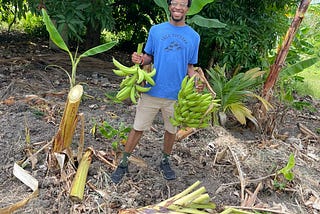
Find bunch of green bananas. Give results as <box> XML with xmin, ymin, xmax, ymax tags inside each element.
<box><xmin>170</xmin><ymin>75</ymin><xmax>219</xmax><ymax>128</ymax></box>
<box><xmin>112</xmin><ymin>57</ymin><xmax>156</xmax><ymax>104</ymax></box>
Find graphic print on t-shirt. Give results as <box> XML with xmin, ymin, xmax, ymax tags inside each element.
<box><xmin>162</xmin><ymin>33</ymin><xmax>188</xmax><ymax>52</ymax></box>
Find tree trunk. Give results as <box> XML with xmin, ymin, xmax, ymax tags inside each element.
<box><xmin>262</xmin><ymin>0</ymin><xmax>312</xmax><ymax>102</ymax></box>
<box><xmin>84</xmin><ymin>23</ymin><xmax>101</xmax><ymax>50</ymax></box>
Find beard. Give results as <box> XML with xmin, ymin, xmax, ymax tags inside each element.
<box><xmin>171</xmin><ymin>14</ymin><xmax>184</xmax><ymax>22</ymax></box>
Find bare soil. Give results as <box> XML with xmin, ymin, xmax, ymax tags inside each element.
<box><xmin>0</xmin><ymin>32</ymin><xmax>319</xmax><ymax>214</ymax></box>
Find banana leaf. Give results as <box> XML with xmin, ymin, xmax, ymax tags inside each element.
<box><xmin>80</xmin><ymin>42</ymin><xmax>117</xmax><ymax>58</ymax></box>
<box><xmin>187</xmin><ymin>15</ymin><xmax>226</xmax><ymax>28</ymax></box>
<box><xmin>41</xmin><ymin>8</ymin><xmax>69</xmax><ymax>53</ymax></box>
<box><xmin>187</xmin><ymin>0</ymin><xmax>214</xmax><ymax>16</ymax></box>
<box><xmin>153</xmin><ymin>0</ymin><xmax>170</xmax><ymax>20</ymax></box>
<box><xmin>280</xmin><ymin>56</ymin><xmax>320</xmax><ymax>80</ymax></box>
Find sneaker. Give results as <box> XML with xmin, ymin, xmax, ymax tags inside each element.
<box><xmin>111</xmin><ymin>164</ymin><xmax>128</xmax><ymax>184</ymax></box>
<box><xmin>160</xmin><ymin>160</ymin><xmax>176</xmax><ymax>180</ymax></box>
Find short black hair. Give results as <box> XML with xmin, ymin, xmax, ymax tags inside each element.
<box><xmin>168</xmin><ymin>0</ymin><xmax>192</xmax><ymax>8</ymax></box>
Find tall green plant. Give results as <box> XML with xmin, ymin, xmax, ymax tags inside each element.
<box><xmin>207</xmin><ymin>65</ymin><xmax>272</xmax><ymax>126</ymax></box>
<box><xmin>41</xmin><ymin>8</ymin><xmax>117</xmax><ymax>88</ymax></box>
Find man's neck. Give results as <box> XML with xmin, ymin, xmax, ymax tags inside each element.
<box><xmin>169</xmin><ymin>19</ymin><xmax>186</xmax><ymax>27</ymax></box>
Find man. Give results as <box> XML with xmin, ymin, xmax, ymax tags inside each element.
<box><xmin>111</xmin><ymin>0</ymin><xmax>200</xmax><ymax>184</ymax></box>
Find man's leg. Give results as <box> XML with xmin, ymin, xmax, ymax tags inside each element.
<box><xmin>160</xmin><ymin>99</ymin><xmax>178</xmax><ymax>180</ymax></box>
<box><xmin>111</xmin><ymin>129</ymin><xmax>143</xmax><ymax>184</ymax></box>
<box><xmin>160</xmin><ymin>131</ymin><xmax>177</xmax><ymax>180</ymax></box>
<box><xmin>163</xmin><ymin>130</ymin><xmax>176</xmax><ymax>155</ymax></box>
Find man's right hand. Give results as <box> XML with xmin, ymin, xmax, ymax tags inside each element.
<box><xmin>132</xmin><ymin>52</ymin><xmax>143</xmax><ymax>65</ymax></box>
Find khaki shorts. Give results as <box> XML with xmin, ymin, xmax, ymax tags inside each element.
<box><xmin>133</xmin><ymin>93</ymin><xmax>177</xmax><ymax>134</ymax></box>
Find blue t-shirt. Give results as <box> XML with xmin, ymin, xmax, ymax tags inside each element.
<box><xmin>144</xmin><ymin>22</ymin><xmax>200</xmax><ymax>100</ymax></box>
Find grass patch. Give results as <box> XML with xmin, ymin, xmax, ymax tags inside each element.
<box><xmin>295</xmin><ymin>63</ymin><xmax>320</xmax><ymax>99</ymax></box>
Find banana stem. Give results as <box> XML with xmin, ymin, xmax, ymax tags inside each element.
<box><xmin>53</xmin><ymin>84</ymin><xmax>83</xmax><ymax>152</ymax></box>
<box><xmin>134</xmin><ymin>43</ymin><xmax>144</xmax><ymax>68</ymax></box>
<box><xmin>171</xmin><ymin>187</ymin><xmax>206</xmax><ymax>206</ymax></box>
<box><xmin>69</xmin><ymin>149</ymin><xmax>93</xmax><ymax>202</ymax></box>
<box><xmin>137</xmin><ymin>43</ymin><xmax>143</xmax><ymax>54</ymax></box>
<box><xmin>156</xmin><ymin>180</ymin><xmax>201</xmax><ymax>207</ymax></box>
<box><xmin>191</xmin><ymin>194</ymin><xmax>210</xmax><ymax>204</ymax></box>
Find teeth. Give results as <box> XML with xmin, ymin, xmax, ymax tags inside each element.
<box><xmin>173</xmin><ymin>12</ymin><xmax>182</xmax><ymax>15</ymax></box>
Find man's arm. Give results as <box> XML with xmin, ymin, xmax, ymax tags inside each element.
<box><xmin>187</xmin><ymin>64</ymin><xmax>197</xmax><ymax>77</ymax></box>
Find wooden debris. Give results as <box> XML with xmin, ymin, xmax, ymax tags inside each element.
<box><xmin>297</xmin><ymin>123</ymin><xmax>319</xmax><ymax>142</ymax></box>
<box><xmin>176</xmin><ymin>127</ymin><xmax>197</xmax><ymax>141</ymax></box>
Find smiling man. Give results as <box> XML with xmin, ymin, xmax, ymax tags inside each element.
<box><xmin>110</xmin><ymin>0</ymin><xmax>200</xmax><ymax>184</ymax></box>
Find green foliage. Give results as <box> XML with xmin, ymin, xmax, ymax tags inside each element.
<box><xmin>0</xmin><ymin>0</ymin><xmax>29</xmax><ymax>31</ymax></box>
<box><xmin>291</xmin><ymin>100</ymin><xmax>316</xmax><ymax>112</ymax></box>
<box><xmin>187</xmin><ymin>0</ymin><xmax>215</xmax><ymax>16</ymax></box>
<box><xmin>278</xmin><ymin>4</ymin><xmax>320</xmax><ymax>101</ymax></box>
<box><xmin>112</xmin><ymin>0</ymin><xmax>166</xmax><ymax>50</ymax></box>
<box><xmin>41</xmin><ymin>8</ymin><xmax>117</xmax><ymax>88</ymax></box>
<box><xmin>278</xmin><ymin>153</ymin><xmax>295</xmax><ymax>181</ymax></box>
<box><xmin>273</xmin><ymin>180</ymin><xmax>287</xmax><ymax>190</ymax></box>
<box><xmin>286</xmin><ymin>4</ymin><xmax>320</xmax><ymax>64</ymax></box>
<box><xmin>98</xmin><ymin>121</ymin><xmax>131</xmax><ymax>151</ymax></box>
<box><xmin>21</xmin><ymin>12</ymin><xmax>46</xmax><ymax>37</ymax></box>
<box><xmin>187</xmin><ymin>14</ymin><xmax>226</xmax><ymax>28</ymax></box>
<box><xmin>27</xmin><ymin>0</ymin><xmax>114</xmax><ymax>44</ymax></box>
<box><xmin>278</xmin><ymin>57</ymin><xmax>320</xmax><ymax>103</ymax></box>
<box><xmin>295</xmin><ymin>67</ymin><xmax>320</xmax><ymax>99</ymax></box>
<box><xmin>154</xmin><ymin>0</ymin><xmax>226</xmax><ymax>29</ymax></box>
<box><xmin>206</xmin><ymin>65</ymin><xmax>272</xmax><ymax>126</ymax></box>
<box><xmin>196</xmin><ymin>0</ymin><xmax>300</xmax><ymax>73</ymax></box>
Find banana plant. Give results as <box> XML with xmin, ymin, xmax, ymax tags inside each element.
<box><xmin>207</xmin><ymin>65</ymin><xmax>272</xmax><ymax>127</ymax></box>
<box><xmin>41</xmin><ymin>8</ymin><xmax>117</xmax><ymax>88</ymax></box>
<box><xmin>153</xmin><ymin>0</ymin><xmax>226</xmax><ymax>28</ymax></box>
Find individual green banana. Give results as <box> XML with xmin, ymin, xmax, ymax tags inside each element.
<box><xmin>112</xmin><ymin>69</ymin><xmax>128</xmax><ymax>76</ymax></box>
<box><xmin>120</xmin><ymin>76</ymin><xmax>131</xmax><ymax>88</ymax></box>
<box><xmin>181</xmin><ymin>110</ymin><xmax>190</xmax><ymax>118</ymax></box>
<box><xmin>187</xmin><ymin>100</ymin><xmax>201</xmax><ymax>107</ymax></box>
<box><xmin>130</xmin><ymin>85</ymin><xmax>137</xmax><ymax>104</ymax></box>
<box><xmin>169</xmin><ymin>117</ymin><xmax>180</xmax><ymax>126</ymax></box>
<box><xmin>148</xmin><ymin>68</ymin><xmax>156</xmax><ymax>77</ymax></box>
<box><xmin>116</xmin><ymin>85</ymin><xmax>132</xmax><ymax>101</ymax></box>
<box><xmin>135</xmin><ymin>84</ymin><xmax>151</xmax><ymax>93</ymax></box>
<box><xmin>125</xmin><ymin>73</ymin><xmax>138</xmax><ymax>86</ymax></box>
<box><xmin>180</xmin><ymin>76</ymin><xmax>188</xmax><ymax>90</ymax></box>
<box><xmin>190</xmin><ymin>105</ymin><xmax>209</xmax><ymax>113</ymax></box>
<box><xmin>137</xmin><ymin>69</ymin><xmax>145</xmax><ymax>84</ymax></box>
<box><xmin>185</xmin><ymin>93</ymin><xmax>199</xmax><ymax>100</ymax></box>
<box><xmin>143</xmin><ymin>71</ymin><xmax>155</xmax><ymax>86</ymax></box>
<box><xmin>184</xmin><ymin>75</ymin><xmax>196</xmax><ymax>91</ymax></box>
<box><xmin>112</xmin><ymin>57</ymin><xmax>138</xmax><ymax>75</ymax></box>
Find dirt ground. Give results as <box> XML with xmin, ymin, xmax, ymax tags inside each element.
<box><xmin>0</xmin><ymin>32</ymin><xmax>320</xmax><ymax>214</ymax></box>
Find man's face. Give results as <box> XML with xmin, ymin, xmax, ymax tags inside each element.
<box><xmin>169</xmin><ymin>1</ymin><xmax>189</xmax><ymax>23</ymax></box>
